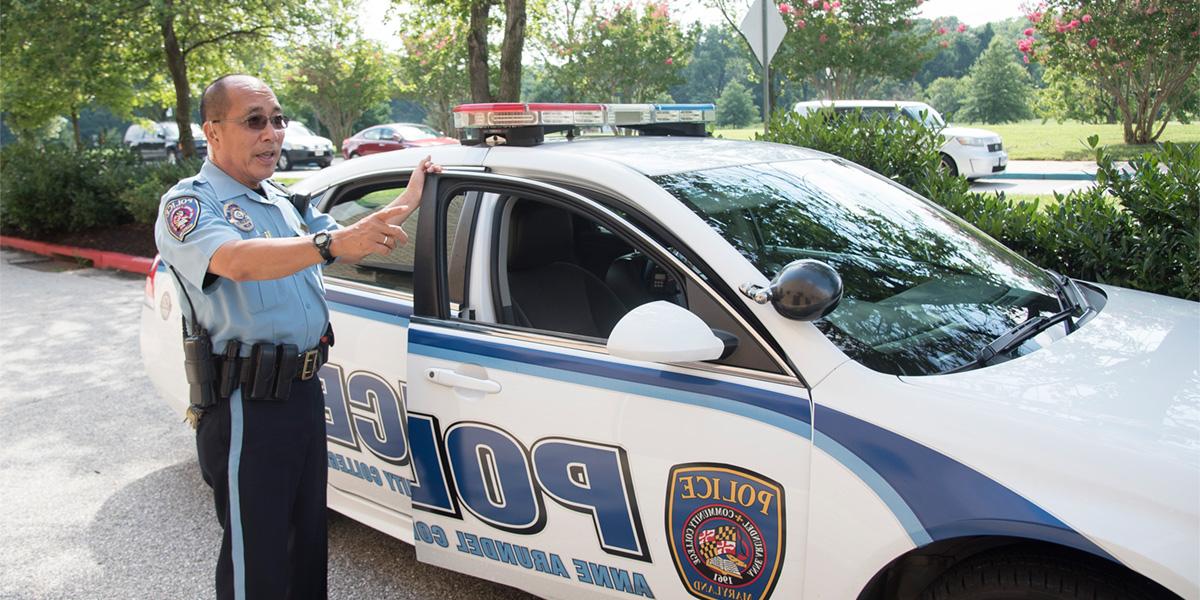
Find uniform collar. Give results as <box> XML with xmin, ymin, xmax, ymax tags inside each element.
<box><xmin>200</xmin><ymin>159</ymin><xmax>278</xmax><ymax>204</ymax></box>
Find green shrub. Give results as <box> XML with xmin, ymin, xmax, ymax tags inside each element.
<box><xmin>759</xmin><ymin>109</ymin><xmax>1198</xmax><ymax>300</ymax></box>
<box><xmin>0</xmin><ymin>142</ymin><xmax>140</xmax><ymax>235</ymax></box>
<box><xmin>0</xmin><ymin>142</ymin><xmax>200</xmax><ymax>234</ymax></box>
<box><xmin>120</xmin><ymin>158</ymin><xmax>204</xmax><ymax>224</ymax></box>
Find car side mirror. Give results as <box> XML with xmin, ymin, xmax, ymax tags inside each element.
<box><xmin>391</xmin><ymin>133</ymin><xmax>404</xmax><ymax>142</ymax></box>
<box><xmin>740</xmin><ymin>259</ymin><xmax>842</xmax><ymax>321</ymax></box>
<box><xmin>607</xmin><ymin>301</ymin><xmax>734</xmax><ymax>363</ymax></box>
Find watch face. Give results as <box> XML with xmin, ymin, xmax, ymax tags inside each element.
<box><xmin>315</xmin><ymin>232</ymin><xmax>330</xmax><ymax>245</ymax></box>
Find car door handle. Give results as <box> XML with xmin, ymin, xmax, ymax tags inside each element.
<box><xmin>425</xmin><ymin>368</ymin><xmax>501</xmax><ymax>394</ymax></box>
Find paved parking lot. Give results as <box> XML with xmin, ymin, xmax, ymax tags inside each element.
<box><xmin>0</xmin><ymin>249</ymin><xmax>532</xmax><ymax>599</ymax></box>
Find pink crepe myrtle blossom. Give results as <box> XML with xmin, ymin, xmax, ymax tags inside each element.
<box><xmin>831</xmin><ymin>0</ymin><xmax>840</xmax><ymax>8</ymax></box>
<box><xmin>1028</xmin><ymin>11</ymin><xmax>1043</xmax><ymax>23</ymax></box>
<box><xmin>796</xmin><ymin>18</ymin><xmax>806</xmax><ymax>28</ymax></box>
<box><xmin>665</xmin><ymin>57</ymin><xmax>674</xmax><ymax>65</ymax></box>
<box><xmin>819</xmin><ymin>33</ymin><xmax>828</xmax><ymax>43</ymax></box>
<box><xmin>779</xmin><ymin>3</ymin><xmax>794</xmax><ymax>14</ymax></box>
<box><xmin>1023</xmin><ymin>54</ymin><xmax>1030</xmax><ymax>63</ymax></box>
<box><xmin>1017</xmin><ymin>37</ymin><xmax>1035</xmax><ymax>53</ymax></box>
<box><xmin>957</xmin><ymin>24</ymin><xmax>967</xmax><ymax>33</ymax></box>
<box><xmin>1088</xmin><ymin>37</ymin><xmax>1099</xmax><ymax>48</ymax></box>
<box><xmin>937</xmin><ymin>26</ymin><xmax>947</xmax><ymax>34</ymax></box>
<box><xmin>1069</xmin><ymin>19</ymin><xmax>1080</xmax><ymax>29</ymax></box>
<box><xmin>1024</xmin><ymin>27</ymin><xmax>1035</xmax><ymax>36</ymax></box>
<box><xmin>822</xmin><ymin>1</ymin><xmax>831</xmax><ymax>10</ymax></box>
<box><xmin>1082</xmin><ymin>14</ymin><xmax>1092</xmax><ymax>23</ymax></box>
<box><xmin>939</xmin><ymin>40</ymin><xmax>949</xmax><ymax>48</ymax></box>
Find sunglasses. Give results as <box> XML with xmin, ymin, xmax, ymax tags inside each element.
<box><xmin>210</xmin><ymin>114</ymin><xmax>290</xmax><ymax>131</ymax></box>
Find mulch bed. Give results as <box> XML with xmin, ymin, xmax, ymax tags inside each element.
<box><xmin>26</xmin><ymin>222</ymin><xmax>158</xmax><ymax>258</ymax></box>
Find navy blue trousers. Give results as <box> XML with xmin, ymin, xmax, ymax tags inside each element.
<box><xmin>196</xmin><ymin>376</ymin><xmax>328</xmax><ymax>600</ymax></box>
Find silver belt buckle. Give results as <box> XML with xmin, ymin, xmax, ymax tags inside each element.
<box><xmin>299</xmin><ymin>349</ymin><xmax>320</xmax><ymax>380</ymax></box>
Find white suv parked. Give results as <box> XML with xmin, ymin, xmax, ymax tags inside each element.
<box><xmin>794</xmin><ymin>100</ymin><xmax>1008</xmax><ymax>180</ymax></box>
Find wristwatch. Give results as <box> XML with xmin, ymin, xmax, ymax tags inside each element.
<box><xmin>312</xmin><ymin>232</ymin><xmax>336</xmax><ymax>265</ymax></box>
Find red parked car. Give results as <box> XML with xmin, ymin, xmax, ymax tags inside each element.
<box><xmin>341</xmin><ymin>123</ymin><xmax>458</xmax><ymax>159</ymax></box>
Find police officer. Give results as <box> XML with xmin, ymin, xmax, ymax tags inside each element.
<box><xmin>154</xmin><ymin>74</ymin><xmax>441</xmax><ymax>599</ymax></box>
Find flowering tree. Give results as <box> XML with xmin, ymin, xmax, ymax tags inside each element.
<box><xmin>283</xmin><ymin>40</ymin><xmax>395</xmax><ymax>152</ymax></box>
<box><xmin>1019</xmin><ymin>0</ymin><xmax>1200</xmax><ymax>143</ymax></box>
<box><xmin>393</xmin><ymin>6</ymin><xmax>472</xmax><ymax>133</ymax></box>
<box><xmin>740</xmin><ymin>0</ymin><xmax>931</xmax><ymax>99</ymax></box>
<box><xmin>543</xmin><ymin>2</ymin><xmax>694</xmax><ymax>102</ymax></box>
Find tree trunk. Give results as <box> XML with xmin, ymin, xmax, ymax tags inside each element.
<box><xmin>468</xmin><ymin>0</ymin><xmax>493</xmax><ymax>103</ymax></box>
<box><xmin>497</xmin><ymin>0</ymin><xmax>526</xmax><ymax>102</ymax></box>
<box><xmin>160</xmin><ymin>1</ymin><xmax>194</xmax><ymax>159</ymax></box>
<box><xmin>69</xmin><ymin>108</ymin><xmax>82</xmax><ymax>151</ymax></box>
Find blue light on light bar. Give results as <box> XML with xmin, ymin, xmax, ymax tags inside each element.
<box><xmin>653</xmin><ymin>104</ymin><xmax>716</xmax><ymax>111</ymax></box>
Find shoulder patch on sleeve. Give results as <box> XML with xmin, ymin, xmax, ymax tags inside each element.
<box><xmin>164</xmin><ymin>196</ymin><xmax>201</xmax><ymax>241</ymax></box>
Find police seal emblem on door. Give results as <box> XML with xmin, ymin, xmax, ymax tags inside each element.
<box><xmin>666</xmin><ymin>463</ymin><xmax>785</xmax><ymax>600</ymax></box>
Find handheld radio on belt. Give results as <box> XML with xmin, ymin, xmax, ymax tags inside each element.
<box><xmin>168</xmin><ymin>266</ymin><xmax>217</xmax><ymax>428</ymax></box>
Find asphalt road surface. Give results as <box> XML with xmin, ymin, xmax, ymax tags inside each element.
<box><xmin>0</xmin><ymin>249</ymin><xmax>534</xmax><ymax>599</ymax></box>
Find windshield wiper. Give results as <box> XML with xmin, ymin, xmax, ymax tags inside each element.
<box><xmin>947</xmin><ymin>306</ymin><xmax>1077</xmax><ymax>373</ymax></box>
<box><xmin>1045</xmin><ymin>270</ymin><xmax>1092</xmax><ymax>331</ymax></box>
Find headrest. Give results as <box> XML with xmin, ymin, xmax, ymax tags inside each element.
<box><xmin>507</xmin><ymin>201</ymin><xmax>576</xmax><ymax>271</ymax></box>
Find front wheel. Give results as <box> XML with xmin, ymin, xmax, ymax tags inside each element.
<box><xmin>276</xmin><ymin>150</ymin><xmax>291</xmax><ymax>171</ymax></box>
<box><xmin>939</xmin><ymin>153</ymin><xmax>959</xmax><ymax>177</ymax></box>
<box><xmin>919</xmin><ymin>548</ymin><xmax>1169</xmax><ymax>600</ymax></box>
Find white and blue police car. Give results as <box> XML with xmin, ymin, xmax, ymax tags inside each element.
<box><xmin>141</xmin><ymin>102</ymin><xmax>1199</xmax><ymax>600</ymax></box>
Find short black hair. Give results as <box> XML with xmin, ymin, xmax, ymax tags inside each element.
<box><xmin>200</xmin><ymin>74</ymin><xmax>253</xmax><ymax>122</ymax></box>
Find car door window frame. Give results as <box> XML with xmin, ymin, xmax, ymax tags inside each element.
<box><xmin>314</xmin><ymin>171</ymin><xmax>479</xmax><ymax>306</ymax></box>
<box><xmin>413</xmin><ymin>172</ymin><xmax>800</xmax><ymax>385</ymax></box>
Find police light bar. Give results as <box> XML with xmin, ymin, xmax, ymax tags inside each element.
<box><xmin>452</xmin><ymin>102</ymin><xmax>716</xmax><ymax>146</ymax></box>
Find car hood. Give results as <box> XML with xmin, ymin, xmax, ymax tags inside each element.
<box><xmin>902</xmin><ymin>284</ymin><xmax>1200</xmax><ymax>457</ymax></box>
<box><xmin>941</xmin><ymin>126</ymin><xmax>1000</xmax><ymax>140</ymax></box>
<box><xmin>286</xmin><ymin>134</ymin><xmax>333</xmax><ymax>147</ymax></box>
<box><xmin>405</xmin><ymin>137</ymin><xmax>460</xmax><ymax>147</ymax></box>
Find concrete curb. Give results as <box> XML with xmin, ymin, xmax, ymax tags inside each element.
<box><xmin>984</xmin><ymin>172</ymin><xmax>1096</xmax><ymax>181</ymax></box>
<box><xmin>0</xmin><ymin>235</ymin><xmax>154</xmax><ymax>275</ymax></box>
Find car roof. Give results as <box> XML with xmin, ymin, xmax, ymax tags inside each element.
<box><xmin>514</xmin><ymin>136</ymin><xmax>831</xmax><ymax>177</ymax></box>
<box><xmin>795</xmin><ymin>99</ymin><xmax>927</xmax><ymax>109</ymax></box>
<box><xmin>294</xmin><ymin>136</ymin><xmax>834</xmax><ymax>195</ymax></box>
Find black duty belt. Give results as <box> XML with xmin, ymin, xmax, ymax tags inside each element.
<box><xmin>214</xmin><ymin>340</ymin><xmax>329</xmax><ymax>402</ymax></box>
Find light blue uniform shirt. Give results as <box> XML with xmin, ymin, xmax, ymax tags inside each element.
<box><xmin>154</xmin><ymin>159</ymin><xmax>339</xmax><ymax>355</ymax></box>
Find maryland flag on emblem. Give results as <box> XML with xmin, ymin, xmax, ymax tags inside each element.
<box><xmin>665</xmin><ymin>463</ymin><xmax>786</xmax><ymax>600</ymax></box>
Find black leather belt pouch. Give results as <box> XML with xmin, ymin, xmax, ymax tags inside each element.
<box><xmin>248</xmin><ymin>343</ymin><xmax>277</xmax><ymax>401</ymax></box>
<box><xmin>273</xmin><ymin>344</ymin><xmax>300</xmax><ymax>401</ymax></box>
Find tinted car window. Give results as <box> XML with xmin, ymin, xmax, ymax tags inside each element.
<box><xmin>363</xmin><ymin>128</ymin><xmax>381</xmax><ymax>140</ymax></box>
<box><xmin>324</xmin><ymin>185</ymin><xmax>466</xmax><ymax>296</ymax></box>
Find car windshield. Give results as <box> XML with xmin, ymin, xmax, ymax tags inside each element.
<box><xmin>288</xmin><ymin>122</ymin><xmax>316</xmax><ymax>137</ymax></box>
<box><xmin>654</xmin><ymin>159</ymin><xmax>1061</xmax><ymax>376</ymax></box>
<box><xmin>396</xmin><ymin>125</ymin><xmax>440</xmax><ymax>140</ymax></box>
<box><xmin>902</xmin><ymin>105</ymin><xmax>946</xmax><ymax>130</ymax></box>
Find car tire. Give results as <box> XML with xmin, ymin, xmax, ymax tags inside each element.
<box><xmin>939</xmin><ymin>153</ymin><xmax>959</xmax><ymax>177</ymax></box>
<box><xmin>918</xmin><ymin>547</ymin><xmax>1165</xmax><ymax>600</ymax></box>
<box><xmin>318</xmin><ymin>159</ymin><xmax>332</xmax><ymax>168</ymax></box>
<box><xmin>276</xmin><ymin>151</ymin><xmax>291</xmax><ymax>171</ymax></box>
<box><xmin>348</xmin><ymin>152</ymin><xmax>359</xmax><ymax>159</ymax></box>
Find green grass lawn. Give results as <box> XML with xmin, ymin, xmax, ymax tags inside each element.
<box><xmin>955</xmin><ymin>120</ymin><xmax>1200</xmax><ymax>160</ymax></box>
<box><xmin>714</xmin><ymin>120</ymin><xmax>1200</xmax><ymax>160</ymax></box>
